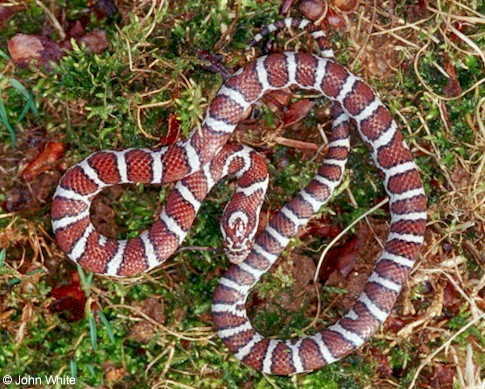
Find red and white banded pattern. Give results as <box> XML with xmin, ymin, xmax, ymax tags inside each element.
<box><xmin>52</xmin><ymin>144</ymin><xmax>270</xmax><ymax>275</ymax></box>
<box><xmin>52</xmin><ymin>19</ymin><xmax>426</xmax><ymax>375</ymax></box>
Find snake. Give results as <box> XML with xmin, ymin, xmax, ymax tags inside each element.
<box><xmin>51</xmin><ymin>18</ymin><xmax>427</xmax><ymax>375</ymax></box>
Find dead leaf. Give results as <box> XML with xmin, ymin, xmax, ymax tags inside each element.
<box><xmin>0</xmin><ymin>7</ymin><xmax>17</xmax><ymax>31</ymax></box>
<box><xmin>89</xmin><ymin>0</ymin><xmax>118</xmax><ymax>19</ymax></box>
<box><xmin>50</xmin><ymin>273</ymin><xmax>89</xmax><ymax>322</ymax></box>
<box><xmin>333</xmin><ymin>0</ymin><xmax>358</xmax><ymax>14</ymax></box>
<box><xmin>370</xmin><ymin>347</ymin><xmax>392</xmax><ymax>378</ymax></box>
<box><xmin>324</xmin><ymin>9</ymin><xmax>346</xmax><ymax>30</ymax></box>
<box><xmin>427</xmin><ymin>363</ymin><xmax>455</xmax><ymax>389</ymax></box>
<box><xmin>282</xmin><ymin>99</ymin><xmax>315</xmax><ymax>127</ymax></box>
<box><xmin>78</xmin><ymin>29</ymin><xmax>109</xmax><ymax>54</ymax></box>
<box><xmin>299</xmin><ymin>0</ymin><xmax>325</xmax><ymax>21</ymax></box>
<box><xmin>298</xmin><ymin>215</ymin><xmax>341</xmax><ymax>240</ymax></box>
<box><xmin>159</xmin><ymin>114</ymin><xmax>181</xmax><ymax>146</ymax></box>
<box><xmin>5</xmin><ymin>185</ymin><xmax>37</xmax><ymax>212</ymax></box>
<box><xmin>443</xmin><ymin>54</ymin><xmax>462</xmax><ymax>97</ymax></box>
<box><xmin>384</xmin><ymin>316</ymin><xmax>405</xmax><ymax>333</ymax></box>
<box><xmin>130</xmin><ymin>297</ymin><xmax>165</xmax><ymax>343</ymax></box>
<box><xmin>103</xmin><ymin>361</ymin><xmax>127</xmax><ymax>383</ymax></box>
<box><xmin>22</xmin><ymin>141</ymin><xmax>65</xmax><ymax>181</ymax></box>
<box><xmin>263</xmin><ymin>88</ymin><xmax>292</xmax><ymax>110</ymax></box>
<box><xmin>8</xmin><ymin>34</ymin><xmax>63</xmax><ymax>70</ymax></box>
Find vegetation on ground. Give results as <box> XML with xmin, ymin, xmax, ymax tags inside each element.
<box><xmin>0</xmin><ymin>0</ymin><xmax>483</xmax><ymax>387</ymax></box>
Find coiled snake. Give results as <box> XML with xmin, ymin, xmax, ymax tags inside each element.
<box><xmin>52</xmin><ymin>19</ymin><xmax>427</xmax><ymax>374</ymax></box>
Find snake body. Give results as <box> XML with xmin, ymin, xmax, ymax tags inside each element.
<box><xmin>52</xmin><ymin>19</ymin><xmax>426</xmax><ymax>374</ymax></box>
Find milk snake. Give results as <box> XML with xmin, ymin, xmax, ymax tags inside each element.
<box><xmin>52</xmin><ymin>19</ymin><xmax>427</xmax><ymax>375</ymax></box>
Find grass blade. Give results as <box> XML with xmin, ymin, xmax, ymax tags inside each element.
<box><xmin>0</xmin><ymin>95</ymin><xmax>16</xmax><ymax>144</ymax></box>
<box><xmin>98</xmin><ymin>310</ymin><xmax>116</xmax><ymax>344</ymax></box>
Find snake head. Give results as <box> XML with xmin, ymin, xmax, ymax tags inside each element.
<box><xmin>221</xmin><ymin>210</ymin><xmax>254</xmax><ymax>264</ymax></box>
